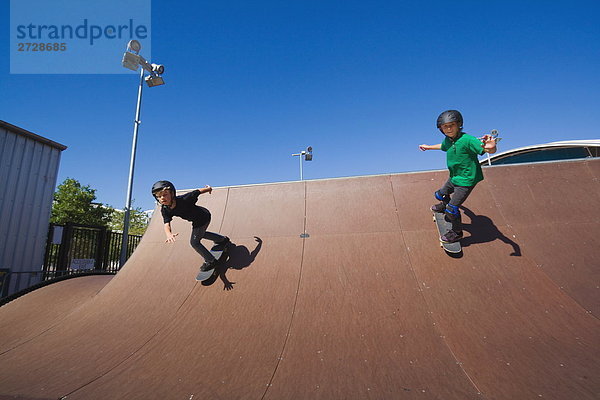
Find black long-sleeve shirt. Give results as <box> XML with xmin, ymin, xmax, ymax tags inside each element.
<box><xmin>160</xmin><ymin>190</ymin><xmax>211</xmax><ymax>228</ymax></box>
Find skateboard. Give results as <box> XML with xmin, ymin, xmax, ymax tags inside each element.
<box><xmin>195</xmin><ymin>243</ymin><xmax>230</xmax><ymax>282</ymax></box>
<box><xmin>432</xmin><ymin>211</ymin><xmax>462</xmax><ymax>254</ymax></box>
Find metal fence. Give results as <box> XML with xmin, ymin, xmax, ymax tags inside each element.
<box><xmin>43</xmin><ymin>223</ymin><xmax>141</xmax><ymax>276</ymax></box>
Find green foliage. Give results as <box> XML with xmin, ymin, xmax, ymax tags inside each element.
<box><xmin>108</xmin><ymin>206</ymin><xmax>149</xmax><ymax>236</ymax></box>
<box><xmin>51</xmin><ymin>178</ymin><xmax>112</xmax><ymax>227</ymax></box>
<box><xmin>51</xmin><ymin>178</ymin><xmax>149</xmax><ymax>235</ymax></box>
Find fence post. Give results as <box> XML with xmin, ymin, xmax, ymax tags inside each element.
<box><xmin>96</xmin><ymin>226</ymin><xmax>107</xmax><ymax>271</ymax></box>
<box><xmin>42</xmin><ymin>224</ymin><xmax>55</xmax><ymax>278</ymax></box>
<box><xmin>0</xmin><ymin>269</ymin><xmax>10</xmax><ymax>298</ymax></box>
<box><xmin>56</xmin><ymin>223</ymin><xmax>73</xmax><ymax>275</ymax></box>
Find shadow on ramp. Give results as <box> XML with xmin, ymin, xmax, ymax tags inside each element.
<box><xmin>461</xmin><ymin>206</ymin><xmax>522</xmax><ymax>256</ymax></box>
<box><xmin>202</xmin><ymin>236</ymin><xmax>263</xmax><ymax>289</ymax></box>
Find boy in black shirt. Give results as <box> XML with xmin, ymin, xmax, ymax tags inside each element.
<box><xmin>151</xmin><ymin>180</ymin><xmax>229</xmax><ymax>271</ymax></box>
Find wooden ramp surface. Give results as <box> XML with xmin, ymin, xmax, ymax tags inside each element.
<box><xmin>0</xmin><ymin>159</ymin><xmax>598</xmax><ymax>400</ymax></box>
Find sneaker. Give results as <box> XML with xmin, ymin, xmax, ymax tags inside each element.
<box><xmin>440</xmin><ymin>230</ymin><xmax>463</xmax><ymax>243</ymax></box>
<box><xmin>200</xmin><ymin>259</ymin><xmax>217</xmax><ymax>272</ymax></box>
<box><xmin>431</xmin><ymin>202</ymin><xmax>446</xmax><ymax>213</ymax></box>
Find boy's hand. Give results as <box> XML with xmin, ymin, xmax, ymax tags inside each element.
<box><xmin>481</xmin><ymin>134</ymin><xmax>495</xmax><ymax>147</ymax></box>
<box><xmin>419</xmin><ymin>144</ymin><xmax>429</xmax><ymax>151</ymax></box>
<box><xmin>482</xmin><ymin>134</ymin><xmax>497</xmax><ymax>143</ymax></box>
<box><xmin>481</xmin><ymin>135</ymin><xmax>498</xmax><ymax>153</ymax></box>
<box><xmin>205</xmin><ymin>185</ymin><xmax>212</xmax><ymax>194</ymax></box>
<box><xmin>165</xmin><ymin>232</ymin><xmax>179</xmax><ymax>243</ymax></box>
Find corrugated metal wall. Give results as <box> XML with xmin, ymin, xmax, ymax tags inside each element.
<box><xmin>0</xmin><ymin>121</ymin><xmax>66</xmax><ymax>295</ymax></box>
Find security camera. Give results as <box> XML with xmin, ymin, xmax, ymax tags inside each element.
<box><xmin>151</xmin><ymin>64</ymin><xmax>165</xmax><ymax>75</ymax></box>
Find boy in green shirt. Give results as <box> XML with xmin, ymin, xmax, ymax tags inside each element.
<box><xmin>419</xmin><ymin>110</ymin><xmax>497</xmax><ymax>243</ymax></box>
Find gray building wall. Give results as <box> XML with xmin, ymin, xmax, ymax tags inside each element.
<box><xmin>0</xmin><ymin>120</ymin><xmax>66</xmax><ymax>295</ymax></box>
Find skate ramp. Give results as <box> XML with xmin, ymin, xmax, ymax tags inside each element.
<box><xmin>0</xmin><ymin>275</ymin><xmax>113</xmax><ymax>354</ymax></box>
<box><xmin>0</xmin><ymin>159</ymin><xmax>598</xmax><ymax>400</ymax></box>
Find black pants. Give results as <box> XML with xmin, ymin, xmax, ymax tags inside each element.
<box><xmin>437</xmin><ymin>179</ymin><xmax>475</xmax><ymax>232</ymax></box>
<box><xmin>190</xmin><ymin>222</ymin><xmax>226</xmax><ymax>262</ymax></box>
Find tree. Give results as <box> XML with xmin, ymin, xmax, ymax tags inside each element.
<box><xmin>50</xmin><ymin>178</ymin><xmax>112</xmax><ymax>227</ymax></box>
<box><xmin>108</xmin><ymin>205</ymin><xmax>149</xmax><ymax>236</ymax></box>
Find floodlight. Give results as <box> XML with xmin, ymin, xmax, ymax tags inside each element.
<box><xmin>122</xmin><ymin>52</ymin><xmax>140</xmax><ymax>71</ymax></box>
<box><xmin>127</xmin><ymin>40</ymin><xmax>141</xmax><ymax>53</ymax></box>
<box><xmin>145</xmin><ymin>75</ymin><xmax>165</xmax><ymax>87</ymax></box>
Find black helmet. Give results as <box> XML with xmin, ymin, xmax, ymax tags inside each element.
<box><xmin>436</xmin><ymin>110</ymin><xmax>463</xmax><ymax>131</ymax></box>
<box><xmin>151</xmin><ymin>180</ymin><xmax>175</xmax><ymax>198</ymax></box>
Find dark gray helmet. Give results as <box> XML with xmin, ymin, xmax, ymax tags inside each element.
<box><xmin>436</xmin><ymin>110</ymin><xmax>463</xmax><ymax>131</ymax></box>
<box><xmin>151</xmin><ymin>180</ymin><xmax>175</xmax><ymax>198</ymax></box>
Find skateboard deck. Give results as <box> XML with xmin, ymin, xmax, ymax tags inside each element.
<box><xmin>432</xmin><ymin>211</ymin><xmax>462</xmax><ymax>254</ymax></box>
<box><xmin>195</xmin><ymin>244</ymin><xmax>229</xmax><ymax>282</ymax></box>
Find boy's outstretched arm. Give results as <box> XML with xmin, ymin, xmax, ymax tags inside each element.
<box><xmin>199</xmin><ymin>185</ymin><xmax>213</xmax><ymax>194</ymax></box>
<box><xmin>419</xmin><ymin>144</ymin><xmax>442</xmax><ymax>151</ymax></box>
<box><xmin>164</xmin><ymin>222</ymin><xmax>178</xmax><ymax>243</ymax></box>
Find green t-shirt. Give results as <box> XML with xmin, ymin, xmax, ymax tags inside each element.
<box><xmin>441</xmin><ymin>132</ymin><xmax>485</xmax><ymax>186</ymax></box>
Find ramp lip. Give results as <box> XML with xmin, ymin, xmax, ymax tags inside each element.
<box><xmin>178</xmin><ymin>168</ymin><xmax>449</xmax><ymax>193</ymax></box>
<box><xmin>178</xmin><ymin>158</ymin><xmax>599</xmax><ymax>194</ymax></box>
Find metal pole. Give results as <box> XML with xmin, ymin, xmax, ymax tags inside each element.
<box><xmin>299</xmin><ymin>153</ymin><xmax>303</xmax><ymax>181</ymax></box>
<box><xmin>119</xmin><ymin>68</ymin><xmax>144</xmax><ymax>267</ymax></box>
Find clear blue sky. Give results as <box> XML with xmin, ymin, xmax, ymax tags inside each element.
<box><xmin>1</xmin><ymin>1</ymin><xmax>599</xmax><ymax>211</ymax></box>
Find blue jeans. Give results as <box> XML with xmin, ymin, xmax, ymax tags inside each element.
<box><xmin>190</xmin><ymin>222</ymin><xmax>226</xmax><ymax>262</ymax></box>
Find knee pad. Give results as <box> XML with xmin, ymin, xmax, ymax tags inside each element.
<box><xmin>435</xmin><ymin>191</ymin><xmax>450</xmax><ymax>203</ymax></box>
<box><xmin>445</xmin><ymin>204</ymin><xmax>460</xmax><ymax>220</ymax></box>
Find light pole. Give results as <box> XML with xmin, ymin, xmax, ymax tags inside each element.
<box><xmin>292</xmin><ymin>146</ymin><xmax>313</xmax><ymax>180</ymax></box>
<box><xmin>119</xmin><ymin>40</ymin><xmax>165</xmax><ymax>267</ymax></box>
